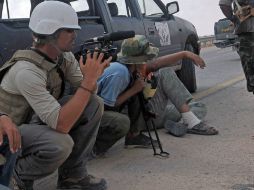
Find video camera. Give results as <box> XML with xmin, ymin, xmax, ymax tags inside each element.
<box><xmin>80</xmin><ymin>31</ymin><xmax>135</xmax><ymax>63</ymax></box>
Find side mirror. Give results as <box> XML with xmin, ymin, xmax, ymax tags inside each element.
<box><xmin>166</xmin><ymin>1</ymin><xmax>179</xmax><ymax>15</ymax></box>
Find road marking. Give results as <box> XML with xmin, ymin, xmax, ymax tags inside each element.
<box><xmin>193</xmin><ymin>74</ymin><xmax>245</xmax><ymax>100</ymax></box>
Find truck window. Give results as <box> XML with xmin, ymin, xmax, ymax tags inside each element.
<box><xmin>137</xmin><ymin>0</ymin><xmax>163</xmax><ymax>17</ymax></box>
<box><xmin>1</xmin><ymin>0</ymin><xmax>92</xmax><ymax>19</ymax></box>
<box><xmin>70</xmin><ymin>0</ymin><xmax>89</xmax><ymax>13</ymax></box>
<box><xmin>2</xmin><ymin>0</ymin><xmax>30</xmax><ymax>19</ymax></box>
<box><xmin>106</xmin><ymin>0</ymin><xmax>131</xmax><ymax>17</ymax></box>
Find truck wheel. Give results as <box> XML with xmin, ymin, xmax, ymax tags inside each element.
<box><xmin>176</xmin><ymin>43</ymin><xmax>197</xmax><ymax>93</ymax></box>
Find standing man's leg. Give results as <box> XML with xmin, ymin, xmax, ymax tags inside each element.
<box><xmin>238</xmin><ymin>33</ymin><xmax>254</xmax><ymax>93</ymax></box>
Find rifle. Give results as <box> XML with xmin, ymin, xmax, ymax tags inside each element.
<box><xmin>135</xmin><ymin>73</ymin><xmax>169</xmax><ymax>158</ymax></box>
<box><xmin>234</xmin><ymin>0</ymin><xmax>254</xmax><ymax>23</ymax></box>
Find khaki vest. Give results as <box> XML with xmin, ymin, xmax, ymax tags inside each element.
<box><xmin>0</xmin><ymin>50</ymin><xmax>67</xmax><ymax>125</ymax></box>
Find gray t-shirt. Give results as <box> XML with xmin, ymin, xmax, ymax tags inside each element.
<box><xmin>1</xmin><ymin>52</ymin><xmax>82</xmax><ymax>129</ymax></box>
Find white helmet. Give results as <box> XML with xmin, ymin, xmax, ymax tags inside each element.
<box><xmin>29</xmin><ymin>1</ymin><xmax>81</xmax><ymax>35</ymax></box>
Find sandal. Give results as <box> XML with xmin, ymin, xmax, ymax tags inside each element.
<box><xmin>187</xmin><ymin>122</ymin><xmax>218</xmax><ymax>135</ymax></box>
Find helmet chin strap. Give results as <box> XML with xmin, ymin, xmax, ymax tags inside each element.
<box><xmin>49</xmin><ymin>41</ymin><xmax>63</xmax><ymax>57</ymax></box>
<box><xmin>32</xmin><ymin>34</ymin><xmax>63</xmax><ymax>60</ymax></box>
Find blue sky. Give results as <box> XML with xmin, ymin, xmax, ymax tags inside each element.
<box><xmin>3</xmin><ymin>0</ymin><xmax>225</xmax><ymax>36</ymax></box>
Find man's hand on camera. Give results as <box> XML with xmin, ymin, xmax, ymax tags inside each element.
<box><xmin>79</xmin><ymin>49</ymin><xmax>112</xmax><ymax>91</ymax></box>
<box><xmin>0</xmin><ymin>115</ymin><xmax>21</xmax><ymax>153</ymax></box>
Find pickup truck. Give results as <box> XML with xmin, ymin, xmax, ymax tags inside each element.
<box><xmin>214</xmin><ymin>18</ymin><xmax>239</xmax><ymax>51</ymax></box>
<box><xmin>0</xmin><ymin>0</ymin><xmax>200</xmax><ymax>92</ymax></box>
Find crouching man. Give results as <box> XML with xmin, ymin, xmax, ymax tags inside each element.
<box><xmin>0</xmin><ymin>1</ymin><xmax>111</xmax><ymax>190</ymax></box>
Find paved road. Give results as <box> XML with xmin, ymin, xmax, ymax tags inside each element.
<box><xmin>196</xmin><ymin>46</ymin><xmax>242</xmax><ymax>93</ymax></box>
<box><xmin>34</xmin><ymin>46</ymin><xmax>254</xmax><ymax>190</ymax></box>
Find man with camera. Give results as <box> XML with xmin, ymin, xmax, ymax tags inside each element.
<box><xmin>219</xmin><ymin>0</ymin><xmax>254</xmax><ymax>93</ymax></box>
<box><xmin>0</xmin><ymin>1</ymin><xmax>111</xmax><ymax>190</ymax></box>
<box><xmin>94</xmin><ymin>35</ymin><xmax>218</xmax><ymax>156</ymax></box>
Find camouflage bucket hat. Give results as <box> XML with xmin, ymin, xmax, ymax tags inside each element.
<box><xmin>117</xmin><ymin>35</ymin><xmax>159</xmax><ymax>64</ymax></box>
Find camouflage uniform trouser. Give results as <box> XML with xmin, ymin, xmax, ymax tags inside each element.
<box><xmin>238</xmin><ymin>33</ymin><xmax>254</xmax><ymax>92</ymax></box>
<box><xmin>128</xmin><ymin>67</ymin><xmax>207</xmax><ymax>132</ymax></box>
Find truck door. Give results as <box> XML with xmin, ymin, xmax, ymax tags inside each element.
<box><xmin>0</xmin><ymin>0</ymin><xmax>32</xmax><ymax>64</ymax></box>
<box><xmin>136</xmin><ymin>0</ymin><xmax>182</xmax><ymax>56</ymax></box>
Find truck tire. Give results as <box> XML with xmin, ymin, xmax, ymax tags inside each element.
<box><xmin>176</xmin><ymin>43</ymin><xmax>197</xmax><ymax>93</ymax></box>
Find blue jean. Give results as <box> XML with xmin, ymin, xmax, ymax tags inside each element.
<box><xmin>0</xmin><ymin>136</ymin><xmax>17</xmax><ymax>186</ymax></box>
